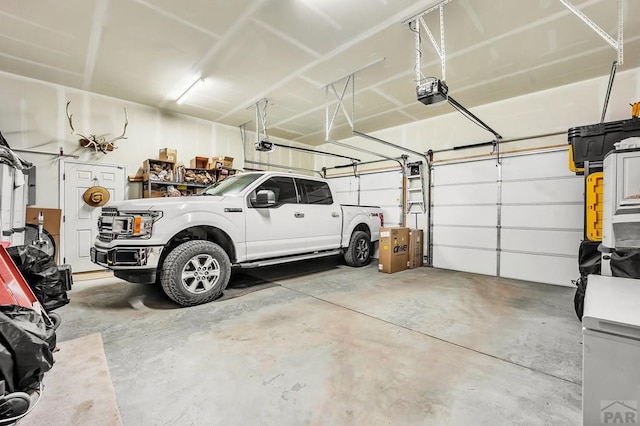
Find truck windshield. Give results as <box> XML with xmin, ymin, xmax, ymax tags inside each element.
<box><xmin>201</xmin><ymin>173</ymin><xmax>262</xmax><ymax>196</ymax></box>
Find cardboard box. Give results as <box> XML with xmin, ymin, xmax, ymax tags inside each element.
<box><xmin>211</xmin><ymin>155</ymin><xmax>234</xmax><ymax>169</ymax></box>
<box><xmin>158</xmin><ymin>148</ymin><xmax>177</xmax><ymax>163</ymax></box>
<box><xmin>26</xmin><ymin>207</ymin><xmax>61</xmax><ymax>236</ymax></box>
<box><xmin>143</xmin><ymin>189</ymin><xmax>167</xmax><ymax>198</ymax></box>
<box><xmin>144</xmin><ymin>159</ymin><xmax>175</xmax><ymax>182</ymax></box>
<box><xmin>25</xmin><ymin>207</ymin><xmax>61</xmax><ymax>263</ymax></box>
<box><xmin>378</xmin><ymin>227</ymin><xmax>410</xmax><ymax>274</ymax></box>
<box><xmin>190</xmin><ymin>156</ymin><xmax>209</xmax><ymax>169</ymax></box>
<box><xmin>408</xmin><ymin>229</ymin><xmax>424</xmax><ymax>269</ymax></box>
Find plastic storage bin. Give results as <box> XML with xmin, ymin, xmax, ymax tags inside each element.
<box><xmin>568</xmin><ymin>118</ymin><xmax>640</xmax><ymax>171</ymax></box>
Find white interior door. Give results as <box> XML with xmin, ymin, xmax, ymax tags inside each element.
<box><xmin>61</xmin><ymin>161</ymin><xmax>125</xmax><ymax>272</ymax></box>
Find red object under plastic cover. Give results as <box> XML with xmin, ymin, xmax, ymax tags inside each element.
<box><xmin>0</xmin><ymin>242</ymin><xmax>38</xmax><ymax>309</ymax></box>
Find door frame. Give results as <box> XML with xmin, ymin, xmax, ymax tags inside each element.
<box><xmin>58</xmin><ymin>159</ymin><xmax>127</xmax><ymax>267</ymax></box>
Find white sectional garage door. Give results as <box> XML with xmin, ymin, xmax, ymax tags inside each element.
<box><xmin>431</xmin><ymin>157</ymin><xmax>498</xmax><ymax>276</ymax></box>
<box><xmin>328</xmin><ymin>169</ymin><xmax>403</xmax><ymax>227</ymax></box>
<box><xmin>431</xmin><ymin>148</ymin><xmax>583</xmax><ymax>287</ymax></box>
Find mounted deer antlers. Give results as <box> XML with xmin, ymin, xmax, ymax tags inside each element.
<box><xmin>65</xmin><ymin>101</ymin><xmax>128</xmax><ymax>154</ymax></box>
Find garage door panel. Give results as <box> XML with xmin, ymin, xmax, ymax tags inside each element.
<box><xmin>502</xmin><ymin>178</ymin><xmax>583</xmax><ymax>204</ymax></box>
<box><xmin>433</xmin><ymin>246</ymin><xmax>497</xmax><ymax>276</ymax></box>
<box><xmin>380</xmin><ymin>208</ymin><xmax>403</xmax><ymax>227</ymax></box>
<box><xmin>333</xmin><ymin>192</ymin><xmax>358</xmax><ymax>205</ymax></box>
<box><xmin>501</xmin><ymin>204</ymin><xmax>583</xmax><ymax>229</ymax></box>
<box><xmin>502</xmin><ymin>150</ymin><xmax>575</xmax><ymax>180</ymax></box>
<box><xmin>327</xmin><ymin>177</ymin><xmax>358</xmax><ymax>192</ymax></box>
<box><xmin>500</xmin><ymin>252</ymin><xmax>577</xmax><ymax>287</ymax></box>
<box><xmin>359</xmin><ymin>171</ymin><xmax>402</xmax><ymax>213</ymax></box>
<box><xmin>327</xmin><ymin>176</ymin><xmax>356</xmax><ymax>192</ymax></box>
<box><xmin>360</xmin><ymin>171</ymin><xmax>402</xmax><ymax>190</ymax></box>
<box><xmin>501</xmin><ymin>229</ymin><xmax>582</xmax><ymax>256</ymax></box>
<box><xmin>433</xmin><ymin>182</ymin><xmax>497</xmax><ymax>205</ymax></box>
<box><xmin>359</xmin><ymin>188</ymin><xmax>400</xmax><ymax>207</ymax></box>
<box><xmin>432</xmin><ymin>205</ymin><xmax>497</xmax><ymax>227</ymax></box>
<box><xmin>433</xmin><ymin>160</ymin><xmax>496</xmax><ymax>185</ymax></box>
<box><xmin>327</xmin><ymin>177</ymin><xmax>357</xmax><ymax>204</ymax></box>
<box><xmin>433</xmin><ymin>226</ymin><xmax>496</xmax><ymax>249</ymax></box>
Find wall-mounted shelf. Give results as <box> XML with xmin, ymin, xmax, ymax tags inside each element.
<box><xmin>139</xmin><ymin>159</ymin><xmax>239</xmax><ymax>198</ymax></box>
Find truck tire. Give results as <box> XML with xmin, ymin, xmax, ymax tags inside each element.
<box><xmin>160</xmin><ymin>240</ymin><xmax>231</xmax><ymax>306</ymax></box>
<box><xmin>344</xmin><ymin>231</ymin><xmax>372</xmax><ymax>267</ymax></box>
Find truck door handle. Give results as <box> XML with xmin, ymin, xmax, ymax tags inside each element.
<box><xmin>295</xmin><ymin>212</ymin><xmax>305</xmax><ymax>218</ymax></box>
<box><xmin>331</xmin><ymin>212</ymin><xmax>339</xmax><ymax>218</ymax></box>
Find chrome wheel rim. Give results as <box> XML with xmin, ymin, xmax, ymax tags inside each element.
<box><xmin>180</xmin><ymin>254</ymin><xmax>221</xmax><ymax>294</ymax></box>
<box><xmin>355</xmin><ymin>238</ymin><xmax>369</xmax><ymax>262</ymax></box>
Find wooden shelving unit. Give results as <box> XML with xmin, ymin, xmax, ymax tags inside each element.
<box><xmin>139</xmin><ymin>159</ymin><xmax>238</xmax><ymax>198</ymax></box>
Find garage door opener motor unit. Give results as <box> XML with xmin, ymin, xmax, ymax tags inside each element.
<box><xmin>417</xmin><ymin>78</ymin><xmax>448</xmax><ymax>106</ymax></box>
<box><xmin>255</xmin><ymin>140</ymin><xmax>273</xmax><ymax>152</ymax></box>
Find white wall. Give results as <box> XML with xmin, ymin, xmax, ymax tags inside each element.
<box><xmin>316</xmin><ymin>67</ymin><xmax>640</xmax><ymax>169</ymax></box>
<box><xmin>0</xmin><ymin>71</ymin><xmax>311</xmax><ymax>208</ymax></box>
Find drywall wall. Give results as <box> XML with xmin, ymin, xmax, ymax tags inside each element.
<box><xmin>0</xmin><ymin>71</ymin><xmax>312</xmax><ymax>208</ymax></box>
<box><xmin>316</xmin><ymin>66</ymin><xmax>640</xmax><ymax>172</ymax></box>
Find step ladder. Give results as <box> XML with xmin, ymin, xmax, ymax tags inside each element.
<box><xmin>406</xmin><ymin>161</ymin><xmax>426</xmax><ymax>214</ymax></box>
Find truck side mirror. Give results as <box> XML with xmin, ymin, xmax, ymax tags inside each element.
<box><xmin>254</xmin><ymin>189</ymin><xmax>276</xmax><ymax>207</ymax></box>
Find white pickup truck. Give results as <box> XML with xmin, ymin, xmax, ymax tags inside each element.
<box><xmin>91</xmin><ymin>171</ymin><xmax>383</xmax><ymax>306</ymax></box>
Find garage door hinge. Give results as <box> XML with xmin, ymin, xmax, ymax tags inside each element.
<box><xmin>63</xmin><ymin>257</ymin><xmax>66</xmax><ymax>263</ymax></box>
<box><xmin>62</xmin><ymin>173</ymin><xmax>65</xmax><ymax>180</ymax></box>
<box><xmin>63</xmin><ymin>215</ymin><xmax>65</xmax><ymax>223</ymax></box>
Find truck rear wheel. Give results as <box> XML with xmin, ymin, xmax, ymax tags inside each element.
<box><xmin>344</xmin><ymin>231</ymin><xmax>372</xmax><ymax>267</ymax></box>
<box><xmin>160</xmin><ymin>240</ymin><xmax>231</xmax><ymax>306</ymax></box>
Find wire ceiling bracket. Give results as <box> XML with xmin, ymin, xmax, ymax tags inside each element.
<box><xmin>322</xmin><ymin>58</ymin><xmax>425</xmax><ymax>165</ymax></box>
<box><xmin>323</xmin><ymin>58</ymin><xmax>385</xmax><ymax>142</ymax></box>
<box><xmin>325</xmin><ymin>75</ymin><xmax>355</xmax><ymax>142</ymax></box>
<box><xmin>403</xmin><ymin>0</ymin><xmax>453</xmax><ymax>84</ymax></box>
<box><xmin>559</xmin><ymin>0</ymin><xmax>624</xmax><ymax>65</ymax></box>
<box><xmin>252</xmin><ymin>98</ymin><xmax>273</xmax><ymax>152</ymax></box>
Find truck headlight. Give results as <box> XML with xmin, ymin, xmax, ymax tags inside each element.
<box><xmin>113</xmin><ymin>211</ymin><xmax>162</xmax><ymax>239</ymax></box>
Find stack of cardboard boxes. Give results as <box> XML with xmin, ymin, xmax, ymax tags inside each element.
<box><xmin>378</xmin><ymin>227</ymin><xmax>424</xmax><ymax>274</ymax></box>
<box><xmin>158</xmin><ymin>149</ymin><xmax>235</xmax><ymax>172</ymax></box>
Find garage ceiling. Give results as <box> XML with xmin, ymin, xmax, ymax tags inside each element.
<box><xmin>1</xmin><ymin>0</ymin><xmax>639</xmax><ymax>145</ymax></box>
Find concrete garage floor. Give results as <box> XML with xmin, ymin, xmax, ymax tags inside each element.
<box><xmin>50</xmin><ymin>258</ymin><xmax>582</xmax><ymax>425</ymax></box>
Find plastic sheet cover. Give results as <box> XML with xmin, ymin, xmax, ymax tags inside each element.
<box><xmin>574</xmin><ymin>240</ymin><xmax>601</xmax><ymax>321</ymax></box>
<box><xmin>610</xmin><ymin>249</ymin><xmax>640</xmax><ymax>279</ymax></box>
<box><xmin>7</xmin><ymin>245</ymin><xmax>69</xmax><ymax>311</ymax></box>
<box><xmin>0</xmin><ymin>131</ymin><xmax>32</xmax><ymax>170</ymax></box>
<box><xmin>578</xmin><ymin>240</ymin><xmax>601</xmax><ymax>276</ymax></box>
<box><xmin>0</xmin><ymin>306</ymin><xmax>54</xmax><ymax>392</ymax></box>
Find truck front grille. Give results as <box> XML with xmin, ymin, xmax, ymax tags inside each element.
<box><xmin>98</xmin><ymin>233</ymin><xmax>114</xmax><ymax>243</ymax></box>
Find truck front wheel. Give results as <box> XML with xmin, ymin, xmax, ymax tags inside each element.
<box><xmin>160</xmin><ymin>240</ymin><xmax>231</xmax><ymax>306</ymax></box>
<box><xmin>344</xmin><ymin>231</ymin><xmax>372</xmax><ymax>267</ymax></box>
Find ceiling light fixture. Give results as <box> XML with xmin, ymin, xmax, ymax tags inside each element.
<box><xmin>176</xmin><ymin>77</ymin><xmax>204</xmax><ymax>104</ymax></box>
